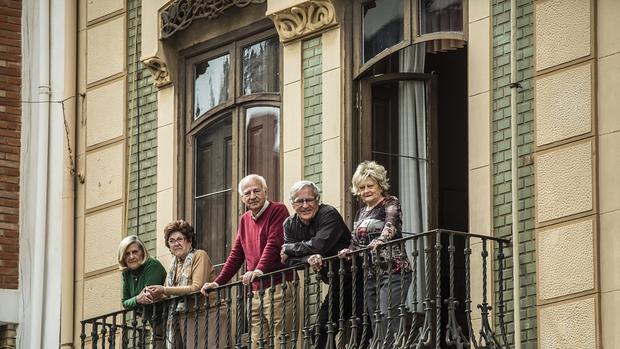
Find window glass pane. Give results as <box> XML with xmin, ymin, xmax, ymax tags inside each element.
<box><xmin>242</xmin><ymin>37</ymin><xmax>279</xmax><ymax>95</ymax></box>
<box><xmin>245</xmin><ymin>106</ymin><xmax>280</xmax><ymax>200</ymax></box>
<box><xmin>194</xmin><ymin>54</ymin><xmax>231</xmax><ymax>119</ymax></box>
<box><xmin>195</xmin><ymin>115</ymin><xmax>232</xmax><ymax>264</ymax></box>
<box><xmin>363</xmin><ymin>0</ymin><xmax>404</xmax><ymax>63</ymax></box>
<box><xmin>419</xmin><ymin>0</ymin><xmax>463</xmax><ymax>35</ymax></box>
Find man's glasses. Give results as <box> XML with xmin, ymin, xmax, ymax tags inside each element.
<box><xmin>291</xmin><ymin>197</ymin><xmax>317</xmax><ymax>207</ymax></box>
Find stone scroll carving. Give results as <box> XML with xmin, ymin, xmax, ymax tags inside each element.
<box><xmin>160</xmin><ymin>0</ymin><xmax>267</xmax><ymax>39</ymax></box>
<box><xmin>142</xmin><ymin>57</ymin><xmax>171</xmax><ymax>88</ymax></box>
<box><xmin>270</xmin><ymin>0</ymin><xmax>337</xmax><ymax>43</ymax></box>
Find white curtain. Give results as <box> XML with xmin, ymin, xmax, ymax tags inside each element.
<box><xmin>398</xmin><ymin>43</ymin><xmax>428</xmax><ymax>312</ymax></box>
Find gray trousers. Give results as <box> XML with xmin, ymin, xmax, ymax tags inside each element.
<box><xmin>366</xmin><ymin>271</ymin><xmax>413</xmax><ymax>340</ymax></box>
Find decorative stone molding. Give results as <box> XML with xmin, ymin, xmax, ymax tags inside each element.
<box><xmin>270</xmin><ymin>0</ymin><xmax>337</xmax><ymax>43</ymax></box>
<box><xmin>143</xmin><ymin>57</ymin><xmax>171</xmax><ymax>88</ymax></box>
<box><xmin>160</xmin><ymin>0</ymin><xmax>267</xmax><ymax>39</ymax></box>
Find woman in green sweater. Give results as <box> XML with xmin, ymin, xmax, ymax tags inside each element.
<box><xmin>117</xmin><ymin>235</ymin><xmax>167</xmax><ymax>309</ymax></box>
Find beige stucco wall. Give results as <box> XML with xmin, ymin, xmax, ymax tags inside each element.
<box><xmin>85</xmin><ymin>79</ymin><xmax>126</xmax><ymax>147</ymax></box>
<box><xmin>534</xmin><ymin>0</ymin><xmax>599</xmax><ymax>346</ymax></box>
<box><xmin>535</xmin><ymin>62</ymin><xmax>593</xmax><ymax>146</ymax></box>
<box><xmin>266</xmin><ymin>0</ymin><xmax>308</xmax><ymax>15</ymax></box>
<box><xmin>274</xmin><ymin>1</ymin><xmax>343</xmax><ymax>211</ymax></box>
<box><xmin>155</xmin><ymin>85</ymin><xmax>175</xmax><ymax>267</ymax></box>
<box><xmin>537</xmin><ymin>218</ymin><xmax>595</xmax><ymax>300</ymax></box>
<box><xmin>538</xmin><ymin>296</ymin><xmax>597</xmax><ymax>348</ymax></box>
<box><xmin>534</xmin><ymin>0</ymin><xmax>591</xmax><ymax>72</ymax></box>
<box><xmin>467</xmin><ymin>0</ymin><xmax>493</xmax><ymax>323</ymax></box>
<box><xmin>75</xmin><ymin>0</ymin><xmax>128</xmax><ymax>344</ymax></box>
<box><xmin>597</xmin><ymin>0</ymin><xmax>620</xmax><ymax>348</ymax></box>
<box><xmin>535</xmin><ymin>140</ymin><xmax>594</xmax><ymax>223</ymax></box>
<box><xmin>282</xmin><ymin>40</ymin><xmax>303</xmax><ymax>209</ymax></box>
<box><xmin>320</xmin><ymin>27</ymin><xmax>343</xmax><ymax>210</ymax></box>
<box><xmin>86</xmin><ymin>16</ymin><xmax>125</xmax><ymax>85</ymax></box>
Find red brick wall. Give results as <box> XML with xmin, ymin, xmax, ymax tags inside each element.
<box><xmin>0</xmin><ymin>0</ymin><xmax>21</xmax><ymax>290</ymax></box>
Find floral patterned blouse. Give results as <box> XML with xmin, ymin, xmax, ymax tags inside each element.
<box><xmin>350</xmin><ymin>195</ymin><xmax>411</xmax><ymax>275</ymax></box>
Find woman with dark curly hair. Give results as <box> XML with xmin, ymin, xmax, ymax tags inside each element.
<box><xmin>146</xmin><ymin>220</ymin><xmax>223</xmax><ymax>348</ymax></box>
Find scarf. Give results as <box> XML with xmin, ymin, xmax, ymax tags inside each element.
<box><xmin>165</xmin><ymin>249</ymin><xmax>195</xmax><ymax>348</ymax></box>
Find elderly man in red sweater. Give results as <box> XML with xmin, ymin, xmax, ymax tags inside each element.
<box><xmin>201</xmin><ymin>174</ymin><xmax>296</xmax><ymax>349</ymax></box>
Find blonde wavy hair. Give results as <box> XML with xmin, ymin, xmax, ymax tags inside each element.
<box><xmin>350</xmin><ymin>160</ymin><xmax>390</xmax><ymax>197</ymax></box>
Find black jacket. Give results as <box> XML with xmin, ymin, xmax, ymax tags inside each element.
<box><xmin>282</xmin><ymin>204</ymin><xmax>351</xmax><ymax>268</ymax></box>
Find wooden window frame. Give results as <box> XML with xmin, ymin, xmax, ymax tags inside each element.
<box><xmin>356</xmin><ymin>72</ymin><xmax>439</xmax><ymax>229</ymax></box>
<box><xmin>176</xmin><ymin>20</ymin><xmax>282</xmax><ymax>247</ymax></box>
<box><xmin>353</xmin><ymin>0</ymin><xmax>468</xmax><ymax>77</ymax></box>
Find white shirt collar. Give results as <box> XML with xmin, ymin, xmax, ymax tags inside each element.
<box><xmin>252</xmin><ymin>200</ymin><xmax>270</xmax><ymax>220</ymax></box>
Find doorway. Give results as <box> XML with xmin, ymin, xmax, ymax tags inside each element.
<box><xmin>356</xmin><ymin>44</ymin><xmax>469</xmax><ymax>345</ymax></box>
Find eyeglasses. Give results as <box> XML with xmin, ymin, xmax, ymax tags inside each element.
<box><xmin>291</xmin><ymin>197</ymin><xmax>317</xmax><ymax>207</ymax></box>
<box><xmin>168</xmin><ymin>237</ymin><xmax>186</xmax><ymax>245</ymax></box>
<box><xmin>241</xmin><ymin>188</ymin><xmax>264</xmax><ymax>198</ymax></box>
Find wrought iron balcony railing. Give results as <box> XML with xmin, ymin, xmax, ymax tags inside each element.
<box><xmin>80</xmin><ymin>229</ymin><xmax>512</xmax><ymax>349</ymax></box>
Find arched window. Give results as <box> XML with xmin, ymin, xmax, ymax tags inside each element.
<box><xmin>180</xmin><ymin>26</ymin><xmax>281</xmax><ymax>264</ymax></box>
<box><xmin>355</xmin><ymin>0</ymin><xmax>466</xmax><ymax>75</ymax></box>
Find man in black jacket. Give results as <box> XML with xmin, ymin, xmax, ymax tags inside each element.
<box><xmin>280</xmin><ymin>180</ymin><xmax>366</xmax><ymax>349</ymax></box>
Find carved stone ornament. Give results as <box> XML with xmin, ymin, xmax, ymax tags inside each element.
<box><xmin>142</xmin><ymin>57</ymin><xmax>171</xmax><ymax>88</ymax></box>
<box><xmin>270</xmin><ymin>0</ymin><xmax>337</xmax><ymax>43</ymax></box>
<box><xmin>160</xmin><ymin>0</ymin><xmax>267</xmax><ymax>39</ymax></box>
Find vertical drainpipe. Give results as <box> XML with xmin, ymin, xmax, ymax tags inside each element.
<box><xmin>59</xmin><ymin>0</ymin><xmax>77</xmax><ymax>347</ymax></box>
<box><xmin>30</xmin><ymin>0</ymin><xmax>51</xmax><ymax>347</ymax></box>
<box><xmin>509</xmin><ymin>0</ymin><xmax>522</xmax><ymax>347</ymax></box>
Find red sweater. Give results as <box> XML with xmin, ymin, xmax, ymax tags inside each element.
<box><xmin>214</xmin><ymin>202</ymin><xmax>292</xmax><ymax>290</ymax></box>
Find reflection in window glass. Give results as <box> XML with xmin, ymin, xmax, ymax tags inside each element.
<box><xmin>194</xmin><ymin>54</ymin><xmax>230</xmax><ymax>119</ymax></box>
<box><xmin>245</xmin><ymin>106</ymin><xmax>280</xmax><ymax>199</ymax></box>
<box><xmin>195</xmin><ymin>115</ymin><xmax>232</xmax><ymax>264</ymax></box>
<box><xmin>363</xmin><ymin>0</ymin><xmax>404</xmax><ymax>63</ymax></box>
<box><xmin>242</xmin><ymin>37</ymin><xmax>279</xmax><ymax>95</ymax></box>
<box><xmin>419</xmin><ymin>0</ymin><xmax>463</xmax><ymax>35</ymax></box>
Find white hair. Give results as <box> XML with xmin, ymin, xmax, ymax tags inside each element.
<box><xmin>238</xmin><ymin>174</ymin><xmax>268</xmax><ymax>195</ymax></box>
<box><xmin>117</xmin><ymin>235</ymin><xmax>149</xmax><ymax>271</ymax></box>
<box><xmin>288</xmin><ymin>180</ymin><xmax>321</xmax><ymax>202</ymax></box>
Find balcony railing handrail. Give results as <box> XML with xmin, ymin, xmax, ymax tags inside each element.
<box><xmin>81</xmin><ymin>228</ymin><xmax>510</xmax><ymax>324</ymax></box>
<box><xmin>81</xmin><ymin>228</ymin><xmax>513</xmax><ymax>349</ymax></box>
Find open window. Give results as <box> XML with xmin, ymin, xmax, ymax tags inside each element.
<box><xmin>354</xmin><ymin>39</ymin><xmax>469</xmax><ymax>335</ymax></box>
<box><xmin>355</xmin><ymin>0</ymin><xmax>467</xmax><ymax>75</ymax></box>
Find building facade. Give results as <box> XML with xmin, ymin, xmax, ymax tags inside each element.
<box><xmin>2</xmin><ymin>0</ymin><xmax>619</xmax><ymax>348</ymax></box>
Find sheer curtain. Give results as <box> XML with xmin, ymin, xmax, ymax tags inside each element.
<box><xmin>419</xmin><ymin>0</ymin><xmax>466</xmax><ymax>53</ymax></box>
<box><xmin>398</xmin><ymin>43</ymin><xmax>428</xmax><ymax>312</ymax></box>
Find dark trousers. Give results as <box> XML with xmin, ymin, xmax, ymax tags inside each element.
<box><xmin>315</xmin><ymin>272</ymin><xmax>368</xmax><ymax>349</ymax></box>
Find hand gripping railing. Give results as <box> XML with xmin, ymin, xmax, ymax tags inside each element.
<box><xmin>80</xmin><ymin>229</ymin><xmax>512</xmax><ymax>349</ymax></box>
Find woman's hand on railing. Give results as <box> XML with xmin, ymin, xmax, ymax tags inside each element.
<box><xmin>307</xmin><ymin>254</ymin><xmax>323</xmax><ymax>272</ymax></box>
<box><xmin>337</xmin><ymin>248</ymin><xmax>352</xmax><ymax>260</ymax></box>
<box><xmin>145</xmin><ymin>285</ymin><xmax>165</xmax><ymax>300</ymax></box>
<box><xmin>136</xmin><ymin>288</ymin><xmax>154</xmax><ymax>304</ymax></box>
<box><xmin>368</xmin><ymin>236</ymin><xmax>386</xmax><ymax>250</ymax></box>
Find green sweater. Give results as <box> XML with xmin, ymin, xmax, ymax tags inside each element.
<box><xmin>122</xmin><ymin>257</ymin><xmax>167</xmax><ymax>309</ymax></box>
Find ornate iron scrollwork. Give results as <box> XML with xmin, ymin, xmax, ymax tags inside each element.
<box><xmin>160</xmin><ymin>0</ymin><xmax>267</xmax><ymax>39</ymax></box>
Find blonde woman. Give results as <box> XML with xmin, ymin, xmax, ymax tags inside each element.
<box><xmin>339</xmin><ymin>161</ymin><xmax>412</xmax><ymax>342</ymax></box>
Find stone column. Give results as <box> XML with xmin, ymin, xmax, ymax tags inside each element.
<box><xmin>533</xmin><ymin>0</ymin><xmax>599</xmax><ymax>347</ymax></box>
<box><xmin>267</xmin><ymin>0</ymin><xmax>344</xmax><ymax>210</ymax></box>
